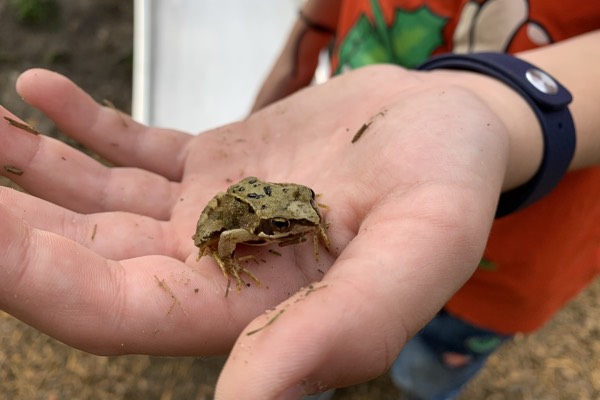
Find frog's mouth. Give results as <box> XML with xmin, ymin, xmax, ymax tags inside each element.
<box><xmin>245</xmin><ymin>233</ymin><xmax>308</xmax><ymax>247</ymax></box>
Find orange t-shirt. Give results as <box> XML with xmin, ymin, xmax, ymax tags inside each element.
<box><xmin>447</xmin><ymin>169</ymin><xmax>600</xmax><ymax>334</ymax></box>
<box><xmin>334</xmin><ymin>0</ymin><xmax>600</xmax><ymax>333</ymax></box>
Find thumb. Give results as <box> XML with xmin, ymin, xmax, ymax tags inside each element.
<box><xmin>214</xmin><ymin>276</ymin><xmax>407</xmax><ymax>399</ymax></box>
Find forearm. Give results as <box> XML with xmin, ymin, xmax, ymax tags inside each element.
<box><xmin>251</xmin><ymin>0</ymin><xmax>340</xmax><ymax>111</ymax></box>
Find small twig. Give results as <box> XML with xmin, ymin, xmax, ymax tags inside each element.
<box><xmin>305</xmin><ymin>284</ymin><xmax>328</xmax><ymax>296</ymax></box>
<box><xmin>351</xmin><ymin>122</ymin><xmax>371</xmax><ymax>143</ymax></box>
<box><xmin>268</xmin><ymin>249</ymin><xmax>282</xmax><ymax>257</ymax></box>
<box><xmin>91</xmin><ymin>224</ymin><xmax>98</xmax><ymax>241</ymax></box>
<box><xmin>3</xmin><ymin>165</ymin><xmax>23</xmax><ymax>176</ymax></box>
<box><xmin>3</xmin><ymin>116</ymin><xmax>41</xmax><ymax>135</ymax></box>
<box><xmin>351</xmin><ymin>108</ymin><xmax>388</xmax><ymax>144</ymax></box>
<box><xmin>154</xmin><ymin>275</ymin><xmax>184</xmax><ymax>315</ymax></box>
<box><xmin>246</xmin><ymin>309</ymin><xmax>285</xmax><ymax>336</ymax></box>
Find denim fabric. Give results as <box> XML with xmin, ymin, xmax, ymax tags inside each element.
<box><xmin>303</xmin><ymin>390</ymin><xmax>335</xmax><ymax>400</ymax></box>
<box><xmin>390</xmin><ymin>310</ymin><xmax>511</xmax><ymax>400</ymax></box>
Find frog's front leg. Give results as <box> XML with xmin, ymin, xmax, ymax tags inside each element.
<box><xmin>217</xmin><ymin>229</ymin><xmax>262</xmax><ymax>291</ymax></box>
<box><xmin>313</xmin><ymin>224</ymin><xmax>331</xmax><ymax>261</ymax></box>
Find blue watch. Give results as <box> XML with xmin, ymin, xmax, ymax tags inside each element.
<box><xmin>418</xmin><ymin>52</ymin><xmax>576</xmax><ymax>218</ymax></box>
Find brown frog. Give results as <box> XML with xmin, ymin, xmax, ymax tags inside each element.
<box><xmin>192</xmin><ymin>177</ymin><xmax>330</xmax><ymax>291</ymax></box>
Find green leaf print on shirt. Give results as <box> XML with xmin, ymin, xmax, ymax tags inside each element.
<box><xmin>336</xmin><ymin>1</ymin><xmax>447</xmax><ymax>73</ymax></box>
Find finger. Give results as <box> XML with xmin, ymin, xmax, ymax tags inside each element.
<box><xmin>1</xmin><ymin>109</ymin><xmax>178</xmax><ymax>217</ymax></box>
<box><xmin>0</xmin><ymin>204</ymin><xmax>249</xmax><ymax>356</ymax></box>
<box><xmin>16</xmin><ymin>68</ymin><xmax>192</xmax><ymax>181</ymax></box>
<box><xmin>0</xmin><ymin>186</ymin><xmax>181</xmax><ymax>260</ymax></box>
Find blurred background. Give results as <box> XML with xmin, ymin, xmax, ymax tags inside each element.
<box><xmin>131</xmin><ymin>0</ymin><xmax>301</xmax><ymax>133</ymax></box>
<box><xmin>0</xmin><ymin>1</ymin><xmax>599</xmax><ymax>399</ymax></box>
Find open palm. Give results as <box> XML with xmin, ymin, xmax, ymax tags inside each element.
<box><xmin>0</xmin><ymin>67</ymin><xmax>509</xmax><ymax>397</ymax></box>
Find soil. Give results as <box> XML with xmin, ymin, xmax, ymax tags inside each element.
<box><xmin>0</xmin><ymin>1</ymin><xmax>598</xmax><ymax>399</ymax></box>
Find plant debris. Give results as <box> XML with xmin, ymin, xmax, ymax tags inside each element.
<box><xmin>351</xmin><ymin>108</ymin><xmax>387</xmax><ymax>144</ymax></box>
<box><xmin>3</xmin><ymin>116</ymin><xmax>41</xmax><ymax>135</ymax></box>
<box><xmin>351</xmin><ymin>122</ymin><xmax>372</xmax><ymax>143</ymax></box>
<box><xmin>154</xmin><ymin>275</ymin><xmax>183</xmax><ymax>316</ymax></box>
<box><xmin>3</xmin><ymin>165</ymin><xmax>24</xmax><ymax>176</ymax></box>
<box><xmin>246</xmin><ymin>309</ymin><xmax>285</xmax><ymax>336</ymax></box>
<box><xmin>304</xmin><ymin>284</ymin><xmax>327</xmax><ymax>296</ymax></box>
<box><xmin>91</xmin><ymin>224</ymin><xmax>98</xmax><ymax>241</ymax></box>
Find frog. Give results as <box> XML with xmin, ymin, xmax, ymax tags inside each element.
<box><xmin>192</xmin><ymin>176</ymin><xmax>330</xmax><ymax>291</ymax></box>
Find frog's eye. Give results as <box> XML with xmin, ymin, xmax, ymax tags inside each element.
<box><xmin>271</xmin><ymin>217</ymin><xmax>291</xmax><ymax>232</ymax></box>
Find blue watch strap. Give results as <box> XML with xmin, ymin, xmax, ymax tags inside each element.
<box><xmin>418</xmin><ymin>53</ymin><xmax>576</xmax><ymax>218</ymax></box>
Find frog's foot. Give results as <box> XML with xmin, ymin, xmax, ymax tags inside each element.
<box><xmin>209</xmin><ymin>250</ymin><xmax>261</xmax><ymax>292</ymax></box>
<box><xmin>228</xmin><ymin>261</ymin><xmax>262</xmax><ymax>292</ymax></box>
<box><xmin>313</xmin><ymin>226</ymin><xmax>331</xmax><ymax>261</ymax></box>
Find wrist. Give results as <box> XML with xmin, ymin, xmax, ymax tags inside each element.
<box><xmin>516</xmin><ymin>31</ymin><xmax>600</xmax><ymax>169</ymax></box>
<box><xmin>422</xmin><ymin>69</ymin><xmax>543</xmax><ymax>191</ymax></box>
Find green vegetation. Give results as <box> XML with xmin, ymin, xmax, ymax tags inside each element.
<box><xmin>8</xmin><ymin>0</ymin><xmax>59</xmax><ymax>26</ymax></box>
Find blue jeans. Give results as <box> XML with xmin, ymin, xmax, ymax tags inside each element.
<box><xmin>390</xmin><ymin>310</ymin><xmax>511</xmax><ymax>400</ymax></box>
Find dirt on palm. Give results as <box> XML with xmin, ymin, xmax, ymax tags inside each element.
<box><xmin>0</xmin><ymin>1</ymin><xmax>599</xmax><ymax>399</ymax></box>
